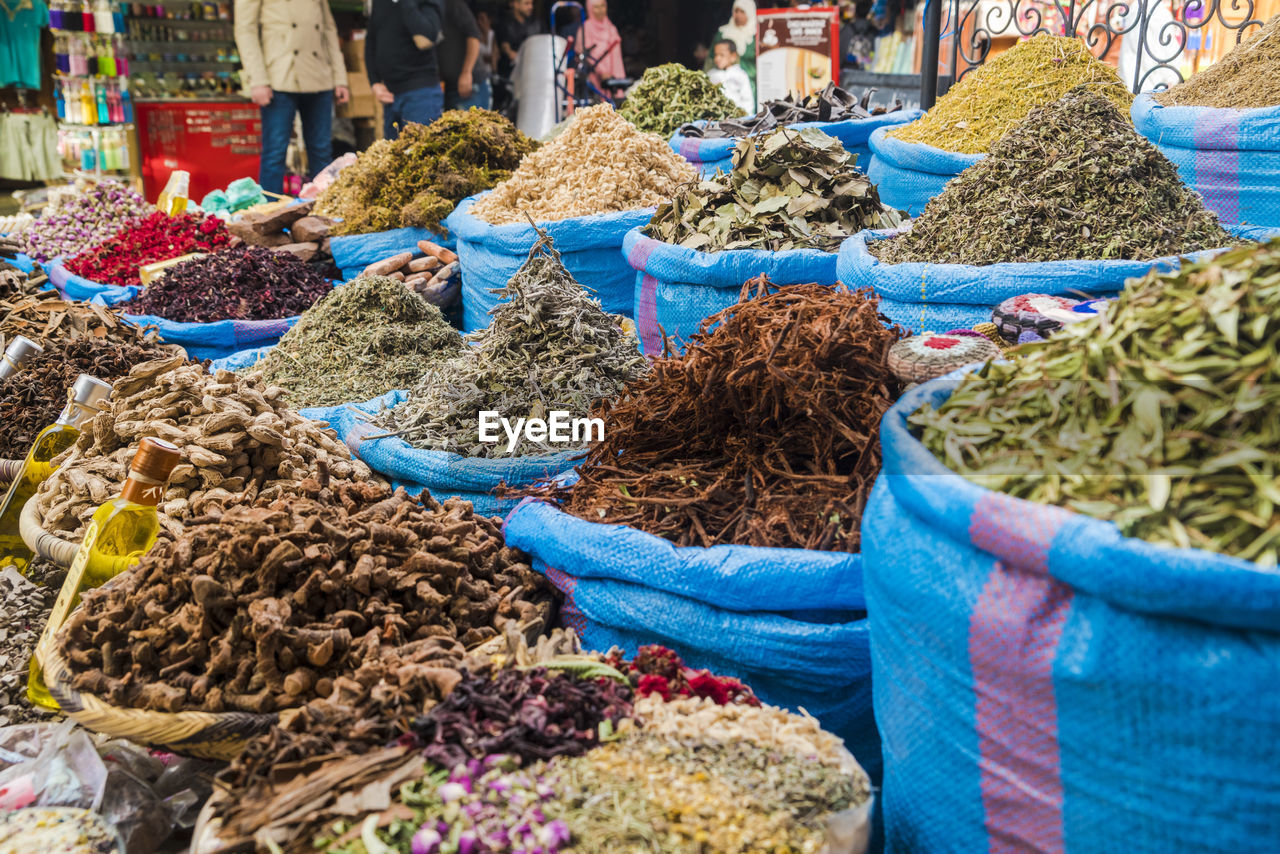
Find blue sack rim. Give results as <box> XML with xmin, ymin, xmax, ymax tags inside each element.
<box><xmin>622</xmin><ymin>226</ymin><xmax>839</xmax><ymax>288</ymax></box>
<box><xmin>503</xmin><ymin>480</ymin><xmax>866</xmax><ymax>613</ymax></box>
<box><xmin>1131</xmin><ymin>93</ymin><xmax>1280</xmax><ymax>153</ymax></box>
<box><xmin>301</xmin><ymin>390</ymin><xmax>584</xmax><ymax>492</ymax></box>
<box><xmin>668</xmin><ymin>110</ymin><xmax>925</xmax><ymax>164</ymax></box>
<box><xmin>867</xmin><ymin>127</ymin><xmax>985</xmax><ymax>176</ymax></box>
<box><xmin>444</xmin><ymin>194</ymin><xmax>656</xmax><ymax>256</ymax></box>
<box><xmin>881</xmin><ymin>367</ymin><xmax>1280</xmax><ymax>631</ymax></box>
<box><xmin>838</xmin><ymin>223</ymin><xmax>1280</xmax><ymax>306</ymax></box>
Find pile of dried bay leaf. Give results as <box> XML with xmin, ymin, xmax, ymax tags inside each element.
<box><xmin>646</xmin><ymin>127</ymin><xmax>903</xmax><ymax>252</ymax></box>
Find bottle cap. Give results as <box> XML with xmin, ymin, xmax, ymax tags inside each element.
<box><xmin>70</xmin><ymin>374</ymin><xmax>113</xmax><ymax>410</ymax></box>
<box><xmin>129</xmin><ymin>436</ymin><xmax>182</xmax><ymax>483</ymax></box>
<box><xmin>3</xmin><ymin>335</ymin><xmax>43</xmax><ymax>365</ymax></box>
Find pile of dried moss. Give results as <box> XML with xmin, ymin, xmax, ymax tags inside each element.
<box><xmin>315</xmin><ymin>110</ymin><xmax>536</xmax><ymax>235</ymax></box>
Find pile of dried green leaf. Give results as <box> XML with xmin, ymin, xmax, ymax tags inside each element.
<box><xmin>912</xmin><ymin>237</ymin><xmax>1280</xmax><ymax>565</ymax></box>
<box><xmin>872</xmin><ymin>87</ymin><xmax>1236</xmax><ymax>265</ymax></box>
<box><xmin>619</xmin><ymin>63</ymin><xmax>744</xmax><ymax>138</ymax></box>
<box><xmin>647</xmin><ymin>127</ymin><xmax>903</xmax><ymax>252</ymax></box>
<box><xmin>372</xmin><ymin>230</ymin><xmax>647</xmax><ymax>457</ymax></box>
<box><xmin>315</xmin><ymin>111</ymin><xmax>535</xmax><ymax>234</ymax></box>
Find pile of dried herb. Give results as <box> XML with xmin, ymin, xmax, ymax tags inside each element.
<box><xmin>0</xmin><ymin>336</ymin><xmax>180</xmax><ymax>459</ymax></box>
<box><xmin>0</xmin><ymin>265</ymin><xmax>42</xmax><ymax>302</ymax></box>
<box><xmin>0</xmin><ymin>563</ymin><xmax>60</xmax><ymax>725</ymax></box>
<box><xmin>618</xmin><ymin>63</ymin><xmax>744</xmax><ymax>138</ymax></box>
<box><xmin>246</xmin><ymin>275</ymin><xmax>464</xmax><ymax>408</ymax></box>
<box><xmin>61</xmin><ymin>478</ymin><xmax>555</xmax><ymax>714</ymax></box>
<box><xmin>912</xmin><ymin>237</ymin><xmax>1280</xmax><ymax>566</ymax></box>
<box><xmin>872</xmin><ymin>88</ymin><xmax>1236</xmax><ymax>266</ymax></box>
<box><xmin>548</xmin><ymin>278</ymin><xmax>903</xmax><ymax>551</ymax></box>
<box><xmin>21</xmin><ymin>181</ymin><xmax>152</xmax><ymax>263</ymax></box>
<box><xmin>350</xmin><ymin>733</ymin><xmax>864</xmax><ymax>854</ymax></box>
<box><xmin>374</xmin><ymin>231</ymin><xmax>647</xmax><ymax>457</ymax></box>
<box><xmin>679</xmin><ymin>82</ymin><xmax>904</xmax><ymax>138</ymax></box>
<box><xmin>470</xmin><ymin>104</ymin><xmax>697</xmax><ymax>224</ymax></box>
<box><xmin>0</xmin><ymin>293</ymin><xmax>177</xmax><ymax>353</ymax></box>
<box><xmin>410</xmin><ymin>665</ymin><xmax>635</xmax><ymax>770</ymax></box>
<box><xmin>889</xmin><ymin>34</ymin><xmax>1132</xmax><ymax>154</ymax></box>
<box><xmin>315</xmin><ymin>111</ymin><xmax>536</xmax><ymax>235</ymax></box>
<box><xmin>123</xmin><ymin>246</ymin><xmax>332</xmax><ymax>322</ymax></box>
<box><xmin>1156</xmin><ymin>14</ymin><xmax>1280</xmax><ymax>108</ymax></box>
<box><xmin>63</xmin><ymin>211</ymin><xmax>231</xmax><ymax>287</ymax></box>
<box><xmin>647</xmin><ymin>126</ymin><xmax>903</xmax><ymax>252</ymax></box>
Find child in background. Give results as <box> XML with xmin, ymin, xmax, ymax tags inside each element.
<box><xmin>708</xmin><ymin>38</ymin><xmax>755</xmax><ymax>114</ymax></box>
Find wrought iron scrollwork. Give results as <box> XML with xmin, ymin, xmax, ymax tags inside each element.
<box><xmin>936</xmin><ymin>0</ymin><xmax>1264</xmax><ymax>93</ymax></box>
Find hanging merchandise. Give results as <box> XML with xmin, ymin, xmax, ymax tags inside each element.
<box><xmin>0</xmin><ymin>1</ymin><xmax>48</xmax><ymax>90</ymax></box>
<box><xmin>0</xmin><ymin>112</ymin><xmax>62</xmax><ymax>181</ymax></box>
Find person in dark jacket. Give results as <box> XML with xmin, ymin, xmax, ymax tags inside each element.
<box><xmin>440</xmin><ymin>0</ymin><xmax>490</xmax><ymax>110</ymax></box>
<box><xmin>367</xmin><ymin>0</ymin><xmax>446</xmax><ymax>139</ymax></box>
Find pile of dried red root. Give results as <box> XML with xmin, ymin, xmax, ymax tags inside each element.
<box><xmin>59</xmin><ymin>479</ymin><xmax>556</xmax><ymax>715</ymax></box>
<box><xmin>547</xmin><ymin>277</ymin><xmax>904</xmax><ymax>552</ymax></box>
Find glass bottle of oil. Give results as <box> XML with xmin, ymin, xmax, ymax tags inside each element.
<box><xmin>155</xmin><ymin>169</ymin><xmax>190</xmax><ymax>216</ymax></box>
<box><xmin>0</xmin><ymin>335</ymin><xmax>43</xmax><ymax>380</ymax></box>
<box><xmin>28</xmin><ymin>436</ymin><xmax>182</xmax><ymax>710</ymax></box>
<box><xmin>0</xmin><ymin>374</ymin><xmax>113</xmax><ymax>573</ymax></box>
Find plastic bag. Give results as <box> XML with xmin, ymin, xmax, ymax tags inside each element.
<box><xmin>865</xmin><ymin>128</ymin><xmax>983</xmax><ymax>216</ymax></box>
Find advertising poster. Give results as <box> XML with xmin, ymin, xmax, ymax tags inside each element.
<box><xmin>755</xmin><ymin>6</ymin><xmax>840</xmax><ymax>103</ymax></box>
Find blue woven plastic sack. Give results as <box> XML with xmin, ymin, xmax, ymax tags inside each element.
<box><xmin>502</xmin><ymin>494</ymin><xmax>879</xmax><ymax>776</ymax></box>
<box><xmin>301</xmin><ymin>391</ymin><xmax>582</xmax><ymax>516</ymax></box>
<box><xmin>207</xmin><ymin>344</ymin><xmax>274</xmax><ymax>372</ymax></box>
<box><xmin>329</xmin><ymin>226</ymin><xmax>455</xmax><ymax>281</ymax></box>
<box><xmin>865</xmin><ymin>128</ymin><xmax>983</xmax><ymax>216</ymax></box>
<box><xmin>623</xmin><ymin>227</ymin><xmax>839</xmax><ymax>354</ymax></box>
<box><xmin>47</xmin><ymin>259</ymin><xmax>137</xmax><ymax>304</ymax></box>
<box><xmin>669</xmin><ymin>111</ymin><xmax>924</xmax><ymax>177</ymax></box>
<box><xmin>839</xmin><ymin>224</ymin><xmax>1276</xmax><ymax>334</ymax></box>
<box><xmin>1132</xmin><ymin>94</ymin><xmax>1280</xmax><ymax>228</ymax></box>
<box><xmin>117</xmin><ymin>312</ymin><xmax>299</xmax><ymax>361</ymax></box>
<box><xmin>862</xmin><ymin>375</ymin><xmax>1280</xmax><ymax>853</ymax></box>
<box><xmin>446</xmin><ymin>195</ymin><xmax>651</xmax><ymax>332</ymax></box>
<box><xmin>5</xmin><ymin>253</ymin><xmax>36</xmax><ymax>274</ymax></box>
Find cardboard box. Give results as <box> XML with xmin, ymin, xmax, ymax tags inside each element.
<box><xmin>342</xmin><ymin>32</ymin><xmax>367</xmax><ymax>73</ymax></box>
<box><xmin>338</xmin><ymin>70</ymin><xmax>375</xmax><ymax>119</ymax></box>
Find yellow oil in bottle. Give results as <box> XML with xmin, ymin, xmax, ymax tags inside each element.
<box><xmin>0</xmin><ymin>375</ymin><xmax>112</xmax><ymax>573</ymax></box>
<box><xmin>29</xmin><ymin>436</ymin><xmax>182</xmax><ymax>711</ymax></box>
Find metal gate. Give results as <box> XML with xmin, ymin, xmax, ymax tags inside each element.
<box><xmin>920</xmin><ymin>0</ymin><xmax>1267</xmax><ymax>107</ymax></box>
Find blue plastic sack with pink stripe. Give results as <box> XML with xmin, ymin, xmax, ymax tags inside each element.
<box><xmin>446</xmin><ymin>195</ymin><xmax>649</xmax><ymax>332</ymax></box>
<box><xmin>329</xmin><ymin>227</ymin><xmax>455</xmax><ymax>281</ymax></box>
<box><xmin>862</xmin><ymin>374</ymin><xmax>1280</xmax><ymax>852</ymax></box>
<box><xmin>114</xmin><ymin>312</ymin><xmax>300</xmax><ymax>361</ymax></box>
<box><xmin>502</xmin><ymin>492</ymin><xmax>880</xmax><ymax>777</ymax></box>
<box><xmin>669</xmin><ymin>111</ymin><xmax>923</xmax><ymax>177</ymax></box>
<box><xmin>1132</xmin><ymin>94</ymin><xmax>1280</xmax><ymax>228</ymax></box>
<box><xmin>301</xmin><ymin>391</ymin><xmax>582</xmax><ymax>516</ymax></box>
<box><xmin>865</xmin><ymin>128</ymin><xmax>983</xmax><ymax>216</ymax></box>
<box><xmin>840</xmin><ymin>224</ymin><xmax>1278</xmax><ymax>335</ymax></box>
<box><xmin>623</xmin><ymin>227</ymin><xmax>839</xmax><ymax>354</ymax></box>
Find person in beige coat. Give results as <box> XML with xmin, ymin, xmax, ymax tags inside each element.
<box><xmin>234</xmin><ymin>0</ymin><xmax>351</xmax><ymax>194</ymax></box>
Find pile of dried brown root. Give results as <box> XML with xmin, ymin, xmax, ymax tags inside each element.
<box><xmin>546</xmin><ymin>277</ymin><xmax>904</xmax><ymax>552</ymax></box>
<box><xmin>59</xmin><ymin>479</ymin><xmax>556</xmax><ymax>715</ymax></box>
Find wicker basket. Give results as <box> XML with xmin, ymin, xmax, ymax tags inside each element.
<box><xmin>38</xmin><ymin>638</ymin><xmax>277</xmax><ymax>760</ymax></box>
<box><xmin>19</xmin><ymin>493</ymin><xmax>79</xmax><ymax>568</ymax></box>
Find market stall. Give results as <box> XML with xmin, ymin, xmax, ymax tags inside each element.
<box><xmin>2</xmin><ymin>20</ymin><xmax>1280</xmax><ymax>851</ymax></box>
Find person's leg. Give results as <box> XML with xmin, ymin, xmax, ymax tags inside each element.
<box><xmin>258</xmin><ymin>91</ymin><xmax>298</xmax><ymax>195</ymax></box>
<box><xmin>392</xmin><ymin>85</ymin><xmax>445</xmax><ymax>129</ymax></box>
<box><xmin>296</xmin><ymin>90</ymin><xmax>335</xmax><ymax>180</ymax></box>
